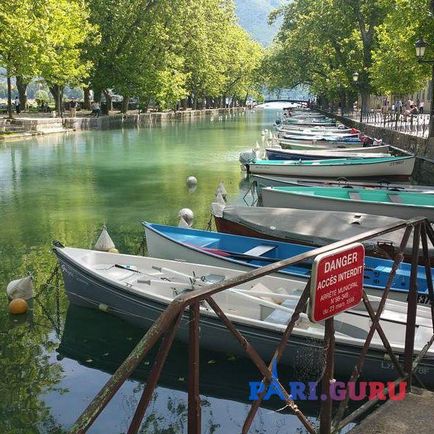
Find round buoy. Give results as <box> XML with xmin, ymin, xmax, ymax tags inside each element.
<box><xmin>179</xmin><ymin>208</ymin><xmax>194</xmax><ymax>225</ymax></box>
<box><xmin>186</xmin><ymin>176</ymin><xmax>198</xmax><ymax>187</ymax></box>
<box><xmin>108</xmin><ymin>248</ymin><xmax>119</xmax><ymax>253</ymax></box>
<box><xmin>9</xmin><ymin>298</ymin><xmax>28</xmax><ymax>315</ymax></box>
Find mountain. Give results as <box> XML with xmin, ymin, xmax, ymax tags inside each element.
<box><xmin>235</xmin><ymin>0</ymin><xmax>285</xmax><ymax>46</ymax></box>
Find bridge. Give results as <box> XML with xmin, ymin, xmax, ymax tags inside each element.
<box><xmin>264</xmin><ymin>99</ymin><xmax>309</xmax><ymax>104</ymax></box>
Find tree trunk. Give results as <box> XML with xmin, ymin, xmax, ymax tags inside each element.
<box><xmin>121</xmin><ymin>96</ymin><xmax>129</xmax><ymax>113</ymax></box>
<box><xmin>49</xmin><ymin>84</ymin><xmax>64</xmax><ymax>116</ymax></box>
<box><xmin>16</xmin><ymin>76</ymin><xmax>28</xmax><ymax>111</ymax></box>
<box><xmin>361</xmin><ymin>89</ymin><xmax>370</xmax><ymax>114</ymax></box>
<box><xmin>103</xmin><ymin>90</ymin><xmax>113</xmax><ymax>113</ymax></box>
<box><xmin>7</xmin><ymin>75</ymin><xmax>13</xmax><ymax>118</ymax></box>
<box><xmin>83</xmin><ymin>87</ymin><xmax>91</xmax><ymax>109</ymax></box>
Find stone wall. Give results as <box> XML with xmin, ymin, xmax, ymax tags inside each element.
<box><xmin>63</xmin><ymin>107</ymin><xmax>245</xmax><ymax>131</ymax></box>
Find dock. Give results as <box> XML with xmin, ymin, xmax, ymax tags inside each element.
<box><xmin>350</xmin><ymin>388</ymin><xmax>434</xmax><ymax>433</ymax></box>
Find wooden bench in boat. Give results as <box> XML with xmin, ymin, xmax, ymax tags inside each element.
<box><xmin>244</xmin><ymin>245</ymin><xmax>276</xmax><ymax>256</ymax></box>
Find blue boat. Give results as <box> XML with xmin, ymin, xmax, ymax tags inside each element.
<box><xmin>144</xmin><ymin>222</ymin><xmax>433</xmax><ymax>304</ymax></box>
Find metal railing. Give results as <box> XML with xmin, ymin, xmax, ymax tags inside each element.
<box><xmin>69</xmin><ymin>217</ymin><xmax>434</xmax><ymax>434</ymax></box>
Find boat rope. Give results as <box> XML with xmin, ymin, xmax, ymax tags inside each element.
<box><xmin>243</xmin><ymin>180</ymin><xmax>258</xmax><ymax>206</ymax></box>
<box><xmin>205</xmin><ymin>213</ymin><xmax>213</xmax><ymax>231</ymax></box>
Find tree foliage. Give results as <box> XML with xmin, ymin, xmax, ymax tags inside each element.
<box><xmin>264</xmin><ymin>0</ymin><xmax>434</xmax><ymax>109</ymax></box>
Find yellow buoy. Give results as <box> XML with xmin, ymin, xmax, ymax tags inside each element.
<box><xmin>108</xmin><ymin>248</ymin><xmax>119</xmax><ymax>253</ymax></box>
<box><xmin>8</xmin><ymin>298</ymin><xmax>28</xmax><ymax>315</ymax></box>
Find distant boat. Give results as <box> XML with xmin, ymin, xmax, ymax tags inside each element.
<box><xmin>212</xmin><ymin>205</ymin><xmax>433</xmax><ymax>265</ymax></box>
<box><xmin>244</xmin><ymin>156</ymin><xmax>415</xmax><ymax>179</ymax></box>
<box><xmin>278</xmin><ymin>134</ymin><xmax>362</xmax><ymax>146</ymax></box>
<box><xmin>261</xmin><ymin>185</ymin><xmax>434</xmax><ymax>221</ymax></box>
<box><xmin>53</xmin><ymin>245</ymin><xmax>434</xmax><ymax>388</ymax></box>
<box><xmin>265</xmin><ymin>147</ymin><xmax>390</xmax><ymax>161</ymax></box>
<box><xmin>143</xmin><ymin>222</ymin><xmax>434</xmax><ymax>302</ymax></box>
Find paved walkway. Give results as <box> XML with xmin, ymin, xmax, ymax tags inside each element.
<box><xmin>349</xmin><ymin>388</ymin><xmax>434</xmax><ymax>433</ymax></box>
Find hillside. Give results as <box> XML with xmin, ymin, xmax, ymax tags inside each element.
<box><xmin>235</xmin><ymin>0</ymin><xmax>285</xmax><ymax>46</ymax></box>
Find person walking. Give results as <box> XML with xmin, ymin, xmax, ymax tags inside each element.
<box><xmin>14</xmin><ymin>96</ymin><xmax>20</xmax><ymax>114</ymax></box>
<box><xmin>419</xmin><ymin>100</ymin><xmax>424</xmax><ymax>114</ymax></box>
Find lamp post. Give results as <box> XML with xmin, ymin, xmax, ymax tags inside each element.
<box><xmin>414</xmin><ymin>37</ymin><xmax>434</xmax><ymax>138</ymax></box>
<box><xmin>352</xmin><ymin>72</ymin><xmax>362</xmax><ymax>122</ymax></box>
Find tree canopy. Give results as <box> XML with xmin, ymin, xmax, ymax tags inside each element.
<box><xmin>264</xmin><ymin>0</ymin><xmax>434</xmax><ymax>110</ymax></box>
<box><xmin>0</xmin><ymin>0</ymin><xmax>264</xmax><ymax>115</ymax></box>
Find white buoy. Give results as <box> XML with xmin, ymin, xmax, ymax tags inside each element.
<box><xmin>261</xmin><ymin>129</ymin><xmax>266</xmax><ymax>136</ymax></box>
<box><xmin>94</xmin><ymin>225</ymin><xmax>116</xmax><ymax>252</ymax></box>
<box><xmin>178</xmin><ymin>216</ymin><xmax>191</xmax><ymax>228</ymax></box>
<box><xmin>186</xmin><ymin>176</ymin><xmax>197</xmax><ymax>187</ymax></box>
<box><xmin>7</xmin><ymin>276</ymin><xmax>33</xmax><ymax>300</ymax></box>
<box><xmin>254</xmin><ymin>141</ymin><xmax>261</xmax><ymax>151</ymax></box>
<box><xmin>178</xmin><ymin>208</ymin><xmax>194</xmax><ymax>226</ymax></box>
<box><xmin>216</xmin><ymin>191</ymin><xmax>226</xmax><ymax>205</ymax></box>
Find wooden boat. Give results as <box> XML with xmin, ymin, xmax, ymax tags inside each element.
<box><xmin>278</xmin><ymin>135</ymin><xmax>362</xmax><ymax>147</ymax></box>
<box><xmin>212</xmin><ymin>204</ymin><xmax>434</xmax><ymax>265</ymax></box>
<box><xmin>276</xmin><ymin>125</ymin><xmax>355</xmax><ymax>134</ymax></box>
<box><xmin>278</xmin><ymin>130</ymin><xmax>359</xmax><ymax>139</ymax></box>
<box><xmin>265</xmin><ymin>147</ymin><xmax>390</xmax><ymax>161</ymax></box>
<box><xmin>261</xmin><ymin>186</ymin><xmax>434</xmax><ymax>221</ymax></box>
<box><xmin>277</xmin><ymin>138</ymin><xmax>382</xmax><ymax>150</ymax></box>
<box><xmin>250</xmin><ymin>174</ymin><xmax>434</xmax><ymax>195</ymax></box>
<box><xmin>244</xmin><ymin>156</ymin><xmax>415</xmax><ymax>179</ymax></box>
<box><xmin>143</xmin><ymin>223</ymin><xmax>434</xmax><ymax>302</ymax></box>
<box><xmin>54</xmin><ymin>245</ymin><xmax>434</xmax><ymax>387</ymax></box>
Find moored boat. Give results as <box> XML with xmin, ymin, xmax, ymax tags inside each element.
<box><xmin>54</xmin><ymin>245</ymin><xmax>434</xmax><ymax>388</ymax></box>
<box><xmin>261</xmin><ymin>185</ymin><xmax>434</xmax><ymax>221</ymax></box>
<box><xmin>143</xmin><ymin>222</ymin><xmax>434</xmax><ymax>303</ymax></box>
<box><xmin>212</xmin><ymin>205</ymin><xmax>433</xmax><ymax>265</ymax></box>
<box><xmin>244</xmin><ymin>156</ymin><xmax>415</xmax><ymax>179</ymax></box>
<box><xmin>265</xmin><ymin>147</ymin><xmax>390</xmax><ymax>161</ymax></box>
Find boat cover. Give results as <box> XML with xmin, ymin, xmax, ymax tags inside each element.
<box><xmin>217</xmin><ymin>205</ymin><xmax>430</xmax><ymax>255</ymax></box>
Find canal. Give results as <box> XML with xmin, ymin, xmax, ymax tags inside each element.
<box><xmin>0</xmin><ymin>110</ymin><xmax>331</xmax><ymax>433</ymax></box>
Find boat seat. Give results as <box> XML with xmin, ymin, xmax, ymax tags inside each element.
<box><xmin>388</xmin><ymin>193</ymin><xmax>402</xmax><ymax>204</ymax></box>
<box><xmin>263</xmin><ymin>299</ymin><xmax>298</xmax><ymax>324</ymax></box>
<box><xmin>244</xmin><ymin>245</ymin><xmax>276</xmax><ymax>256</ymax></box>
<box><xmin>349</xmin><ymin>192</ymin><xmax>361</xmax><ymax>200</ymax></box>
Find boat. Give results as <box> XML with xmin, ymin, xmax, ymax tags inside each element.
<box><xmin>277</xmin><ymin>139</ymin><xmax>370</xmax><ymax>150</ymax></box>
<box><xmin>54</xmin><ymin>245</ymin><xmax>434</xmax><ymax>388</ymax></box>
<box><xmin>212</xmin><ymin>204</ymin><xmax>433</xmax><ymax>265</ymax></box>
<box><xmin>265</xmin><ymin>147</ymin><xmax>390</xmax><ymax>161</ymax></box>
<box><xmin>244</xmin><ymin>156</ymin><xmax>415</xmax><ymax>179</ymax></box>
<box><xmin>261</xmin><ymin>186</ymin><xmax>434</xmax><ymax>221</ymax></box>
<box><xmin>250</xmin><ymin>174</ymin><xmax>434</xmax><ymax>196</ymax></box>
<box><xmin>277</xmin><ymin>130</ymin><xmax>359</xmax><ymax>139</ymax></box>
<box><xmin>143</xmin><ymin>223</ymin><xmax>434</xmax><ymax>302</ymax></box>
<box><xmin>276</xmin><ymin>125</ymin><xmax>354</xmax><ymax>134</ymax></box>
<box><xmin>277</xmin><ymin>136</ymin><xmax>362</xmax><ymax>147</ymax></box>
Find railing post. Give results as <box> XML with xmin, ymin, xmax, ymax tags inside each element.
<box><xmin>188</xmin><ymin>302</ymin><xmax>201</xmax><ymax>434</ymax></box>
<box><xmin>403</xmin><ymin>223</ymin><xmax>421</xmax><ymax>390</ymax></box>
<box><xmin>320</xmin><ymin>318</ymin><xmax>335</xmax><ymax>434</ymax></box>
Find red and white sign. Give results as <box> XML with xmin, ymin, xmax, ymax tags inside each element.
<box><xmin>309</xmin><ymin>243</ymin><xmax>365</xmax><ymax>322</ymax></box>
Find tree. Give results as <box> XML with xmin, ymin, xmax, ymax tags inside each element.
<box><xmin>0</xmin><ymin>0</ymin><xmax>42</xmax><ymax>117</ymax></box>
<box><xmin>40</xmin><ymin>0</ymin><xmax>97</xmax><ymax>115</ymax></box>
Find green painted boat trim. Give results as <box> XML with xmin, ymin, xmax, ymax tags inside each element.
<box><xmin>252</xmin><ymin>156</ymin><xmax>414</xmax><ymax>166</ymax></box>
<box><xmin>271</xmin><ymin>186</ymin><xmax>434</xmax><ymax>208</ymax></box>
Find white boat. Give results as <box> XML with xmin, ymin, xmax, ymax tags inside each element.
<box><xmin>261</xmin><ymin>185</ymin><xmax>434</xmax><ymax>221</ymax></box>
<box><xmin>245</xmin><ymin>156</ymin><xmax>415</xmax><ymax>179</ymax></box>
<box><xmin>54</xmin><ymin>245</ymin><xmax>434</xmax><ymax>387</ymax></box>
<box><xmin>277</xmin><ymin>139</ymin><xmax>370</xmax><ymax>150</ymax></box>
<box><xmin>265</xmin><ymin>147</ymin><xmax>390</xmax><ymax>160</ymax></box>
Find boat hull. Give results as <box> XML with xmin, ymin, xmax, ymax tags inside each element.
<box><xmin>55</xmin><ymin>249</ymin><xmax>434</xmax><ymax>388</ymax></box>
<box><xmin>246</xmin><ymin>157</ymin><xmax>415</xmax><ymax>179</ymax></box>
<box><xmin>265</xmin><ymin>148</ymin><xmax>389</xmax><ymax>161</ymax></box>
<box><xmin>261</xmin><ymin>187</ymin><xmax>434</xmax><ymax>221</ymax></box>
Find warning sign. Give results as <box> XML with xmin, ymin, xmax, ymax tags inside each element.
<box><xmin>309</xmin><ymin>243</ymin><xmax>365</xmax><ymax>322</ymax></box>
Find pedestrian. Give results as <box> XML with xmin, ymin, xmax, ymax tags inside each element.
<box><xmin>70</xmin><ymin>98</ymin><xmax>77</xmax><ymax>117</ymax></box>
<box><xmin>419</xmin><ymin>100</ymin><xmax>424</xmax><ymax>114</ymax></box>
<box><xmin>14</xmin><ymin>96</ymin><xmax>20</xmax><ymax>114</ymax></box>
<box><xmin>397</xmin><ymin>99</ymin><xmax>403</xmax><ymax>114</ymax></box>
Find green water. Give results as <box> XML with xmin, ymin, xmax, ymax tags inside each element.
<box><xmin>0</xmin><ymin>111</ymin><xmax>326</xmax><ymax>433</ymax></box>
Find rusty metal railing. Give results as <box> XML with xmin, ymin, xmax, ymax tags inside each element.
<box><xmin>68</xmin><ymin>217</ymin><xmax>434</xmax><ymax>434</ymax></box>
